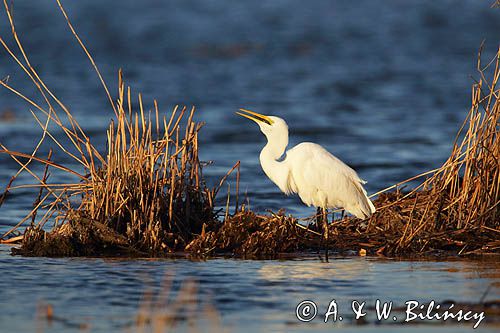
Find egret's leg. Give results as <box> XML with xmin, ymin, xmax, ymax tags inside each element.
<box><xmin>322</xmin><ymin>208</ymin><xmax>329</xmax><ymax>261</ymax></box>
<box><xmin>315</xmin><ymin>207</ymin><xmax>322</xmax><ymax>231</ymax></box>
<box><xmin>315</xmin><ymin>207</ymin><xmax>322</xmax><ymax>255</ymax></box>
<box><xmin>322</xmin><ymin>209</ymin><xmax>329</xmax><ymax>241</ymax></box>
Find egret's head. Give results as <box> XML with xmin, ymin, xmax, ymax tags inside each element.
<box><xmin>236</xmin><ymin>109</ymin><xmax>288</xmax><ymax>139</ymax></box>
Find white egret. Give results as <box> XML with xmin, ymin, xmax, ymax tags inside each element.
<box><xmin>236</xmin><ymin>108</ymin><xmax>375</xmax><ymax>244</ymax></box>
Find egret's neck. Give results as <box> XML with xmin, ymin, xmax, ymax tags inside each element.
<box><xmin>259</xmin><ymin>132</ymin><xmax>289</xmax><ymax>193</ymax></box>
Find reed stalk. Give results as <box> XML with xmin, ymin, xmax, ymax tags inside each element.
<box><xmin>0</xmin><ymin>0</ymin><xmax>227</xmax><ymax>254</ymax></box>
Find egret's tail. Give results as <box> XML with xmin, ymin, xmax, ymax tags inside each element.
<box><xmin>348</xmin><ymin>186</ymin><xmax>376</xmax><ymax>219</ymax></box>
<box><xmin>367</xmin><ymin>195</ymin><xmax>376</xmax><ymax>214</ymax></box>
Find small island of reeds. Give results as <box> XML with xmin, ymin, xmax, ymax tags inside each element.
<box><xmin>0</xmin><ymin>1</ymin><xmax>498</xmax><ymax>259</ymax></box>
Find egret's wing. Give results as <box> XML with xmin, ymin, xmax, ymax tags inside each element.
<box><xmin>286</xmin><ymin>143</ymin><xmax>369</xmax><ymax>211</ymax></box>
<box><xmin>287</xmin><ymin>142</ymin><xmax>363</xmax><ymax>185</ymax></box>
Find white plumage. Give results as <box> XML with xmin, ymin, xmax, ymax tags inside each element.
<box><xmin>237</xmin><ymin>109</ymin><xmax>375</xmax><ymax>219</ymax></box>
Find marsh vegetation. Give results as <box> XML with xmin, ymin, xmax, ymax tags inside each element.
<box><xmin>0</xmin><ymin>1</ymin><xmax>498</xmax><ymax>259</ymax></box>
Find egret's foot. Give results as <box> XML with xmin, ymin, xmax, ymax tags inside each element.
<box><xmin>315</xmin><ymin>207</ymin><xmax>330</xmax><ymax>261</ymax></box>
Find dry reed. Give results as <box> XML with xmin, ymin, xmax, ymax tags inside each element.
<box><xmin>0</xmin><ymin>0</ymin><xmax>226</xmax><ymax>255</ymax></box>
<box><xmin>0</xmin><ymin>1</ymin><xmax>498</xmax><ymax>258</ymax></box>
<box><xmin>188</xmin><ymin>46</ymin><xmax>500</xmax><ymax>258</ymax></box>
<box><xmin>363</xmin><ymin>45</ymin><xmax>500</xmax><ymax>256</ymax></box>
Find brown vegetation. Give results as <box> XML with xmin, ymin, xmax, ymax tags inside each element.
<box><xmin>188</xmin><ymin>46</ymin><xmax>500</xmax><ymax>258</ymax></box>
<box><xmin>0</xmin><ymin>0</ymin><xmax>224</xmax><ymax>256</ymax></box>
<box><xmin>363</xmin><ymin>46</ymin><xmax>500</xmax><ymax>256</ymax></box>
<box><xmin>0</xmin><ymin>1</ymin><xmax>498</xmax><ymax>258</ymax></box>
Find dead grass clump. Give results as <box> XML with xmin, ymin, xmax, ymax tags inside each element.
<box><xmin>74</xmin><ymin>79</ymin><xmax>216</xmax><ymax>253</ymax></box>
<box><xmin>186</xmin><ymin>209</ymin><xmax>316</xmax><ymax>258</ymax></box>
<box><xmin>365</xmin><ymin>46</ymin><xmax>500</xmax><ymax>256</ymax></box>
<box><xmin>0</xmin><ymin>1</ymin><xmax>221</xmax><ymax>256</ymax></box>
<box><xmin>17</xmin><ymin>226</ymin><xmax>76</xmax><ymax>257</ymax></box>
<box><xmin>17</xmin><ymin>214</ymin><xmax>138</xmax><ymax>257</ymax></box>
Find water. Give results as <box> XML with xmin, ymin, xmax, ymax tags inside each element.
<box><xmin>0</xmin><ymin>1</ymin><xmax>499</xmax><ymax>332</ymax></box>
<box><xmin>0</xmin><ymin>248</ymin><xmax>498</xmax><ymax>332</ymax></box>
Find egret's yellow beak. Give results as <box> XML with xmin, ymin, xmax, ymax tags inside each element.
<box><xmin>236</xmin><ymin>108</ymin><xmax>274</xmax><ymax>125</ymax></box>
